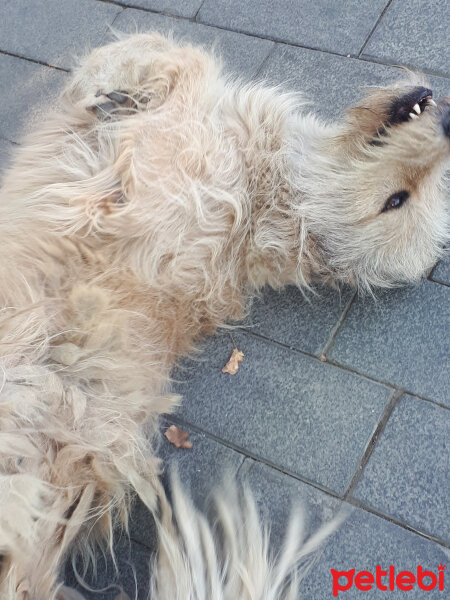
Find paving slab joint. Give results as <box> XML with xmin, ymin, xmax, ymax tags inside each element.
<box><xmin>105</xmin><ymin>6</ymin><xmax>127</xmax><ymax>37</ymax></box>
<box><xmin>194</xmin><ymin>1</ymin><xmax>206</xmax><ymax>22</ymax></box>
<box><xmin>319</xmin><ymin>290</ymin><xmax>357</xmax><ymax>359</ymax></box>
<box><xmin>358</xmin><ymin>0</ymin><xmax>393</xmax><ymax>57</ymax></box>
<box><xmin>254</xmin><ymin>43</ymin><xmax>278</xmax><ymax>79</ymax></box>
<box><xmin>343</xmin><ymin>388</ymin><xmax>403</xmax><ymax>500</ymax></box>
<box><xmin>347</xmin><ymin>496</ymin><xmax>450</xmax><ymax>550</ymax></box>
<box><xmin>0</xmin><ymin>49</ymin><xmax>69</xmax><ymax>73</ymax></box>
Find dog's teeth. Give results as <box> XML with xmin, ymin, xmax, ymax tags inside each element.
<box><xmin>429</xmin><ymin>99</ymin><xmax>437</xmax><ymax>107</ymax></box>
<box><xmin>413</xmin><ymin>103</ymin><xmax>421</xmax><ymax>115</ymax></box>
<box><xmin>409</xmin><ymin>112</ymin><xmax>419</xmax><ymax>120</ymax></box>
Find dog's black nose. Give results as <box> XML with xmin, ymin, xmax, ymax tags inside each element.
<box><xmin>442</xmin><ymin>103</ymin><xmax>450</xmax><ymax>138</ymax></box>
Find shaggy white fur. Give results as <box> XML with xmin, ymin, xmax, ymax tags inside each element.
<box><xmin>149</xmin><ymin>474</ymin><xmax>345</xmax><ymax>600</ymax></box>
<box><xmin>0</xmin><ymin>33</ymin><xmax>448</xmax><ymax>598</ymax></box>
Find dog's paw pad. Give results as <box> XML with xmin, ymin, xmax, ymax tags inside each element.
<box><xmin>100</xmin><ymin>90</ymin><xmax>130</xmax><ymax>104</ymax></box>
<box><xmin>88</xmin><ymin>90</ymin><xmax>138</xmax><ymax>120</ymax></box>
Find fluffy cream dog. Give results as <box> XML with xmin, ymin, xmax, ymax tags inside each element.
<box><xmin>0</xmin><ymin>33</ymin><xmax>449</xmax><ymax>599</ymax></box>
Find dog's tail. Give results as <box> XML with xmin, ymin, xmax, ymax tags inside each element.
<box><xmin>61</xmin><ymin>473</ymin><xmax>343</xmax><ymax>600</ymax></box>
<box><xmin>148</xmin><ymin>473</ymin><xmax>342</xmax><ymax>600</ymax></box>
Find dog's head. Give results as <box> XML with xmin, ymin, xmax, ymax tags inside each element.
<box><xmin>304</xmin><ymin>79</ymin><xmax>450</xmax><ymax>290</ymax></box>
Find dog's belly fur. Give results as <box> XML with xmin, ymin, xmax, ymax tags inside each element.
<box><xmin>0</xmin><ymin>32</ymin><xmax>448</xmax><ymax>599</ymax></box>
<box><xmin>0</xmin><ymin>35</ymin><xmax>305</xmax><ymax>598</ymax></box>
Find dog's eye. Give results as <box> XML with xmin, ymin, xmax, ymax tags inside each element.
<box><xmin>382</xmin><ymin>191</ymin><xmax>409</xmax><ymax>213</ymax></box>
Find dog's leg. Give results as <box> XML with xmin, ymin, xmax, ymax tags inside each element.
<box><xmin>63</xmin><ymin>34</ymin><xmax>220</xmax><ymax>124</ymax></box>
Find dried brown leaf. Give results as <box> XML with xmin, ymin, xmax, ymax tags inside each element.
<box><xmin>164</xmin><ymin>425</ymin><xmax>192</xmax><ymax>449</ymax></box>
<box><xmin>222</xmin><ymin>348</ymin><xmax>244</xmax><ymax>375</ymax></box>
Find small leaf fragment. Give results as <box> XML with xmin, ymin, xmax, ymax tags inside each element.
<box><xmin>164</xmin><ymin>425</ymin><xmax>192</xmax><ymax>449</ymax></box>
<box><xmin>222</xmin><ymin>348</ymin><xmax>244</xmax><ymax>375</ymax></box>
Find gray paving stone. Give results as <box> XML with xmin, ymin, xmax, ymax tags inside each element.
<box><xmin>353</xmin><ymin>395</ymin><xmax>450</xmax><ymax>544</ymax></box>
<box><xmin>64</xmin><ymin>535</ymin><xmax>154</xmax><ymax>599</ymax></box>
<box><xmin>304</xmin><ymin>503</ymin><xmax>448</xmax><ymax>598</ymax></box>
<box><xmin>244</xmin><ymin>285</ymin><xmax>354</xmax><ymax>356</ymax></box>
<box><xmin>259</xmin><ymin>44</ymin><xmax>450</xmax><ymax>121</ymax></box>
<box><xmin>198</xmin><ymin>0</ymin><xmax>388</xmax><ymax>55</ymax></box>
<box><xmin>0</xmin><ymin>54</ymin><xmax>68</xmax><ymax>143</ymax></box>
<box><xmin>329</xmin><ymin>281</ymin><xmax>450</xmax><ymax>406</ymax></box>
<box><xmin>240</xmin><ymin>459</ymin><xmax>341</xmax><ymax>550</ymax></box>
<box><xmin>158</xmin><ymin>422</ymin><xmax>245</xmax><ymax>505</ymax></box>
<box><xmin>240</xmin><ymin>460</ymin><xmax>448</xmax><ymax>598</ymax></box>
<box><xmin>431</xmin><ymin>255</ymin><xmax>450</xmax><ymax>286</ymax></box>
<box><xmin>0</xmin><ymin>0</ymin><xmax>121</xmax><ymax>70</ymax></box>
<box><xmin>129</xmin><ymin>424</ymin><xmax>244</xmax><ymax>547</ymax></box>
<box><xmin>114</xmin><ymin>0</ymin><xmax>203</xmax><ymax>18</ymax></box>
<box><xmin>424</xmin><ymin>75</ymin><xmax>450</xmax><ymax>100</ymax></box>
<box><xmin>110</xmin><ymin>8</ymin><xmax>274</xmax><ymax>79</ymax></box>
<box><xmin>363</xmin><ymin>0</ymin><xmax>450</xmax><ymax>77</ymax></box>
<box><xmin>173</xmin><ymin>331</ymin><xmax>391</xmax><ymax>494</ymax></box>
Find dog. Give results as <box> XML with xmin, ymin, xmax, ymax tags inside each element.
<box><xmin>0</xmin><ymin>32</ymin><xmax>448</xmax><ymax>599</ymax></box>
